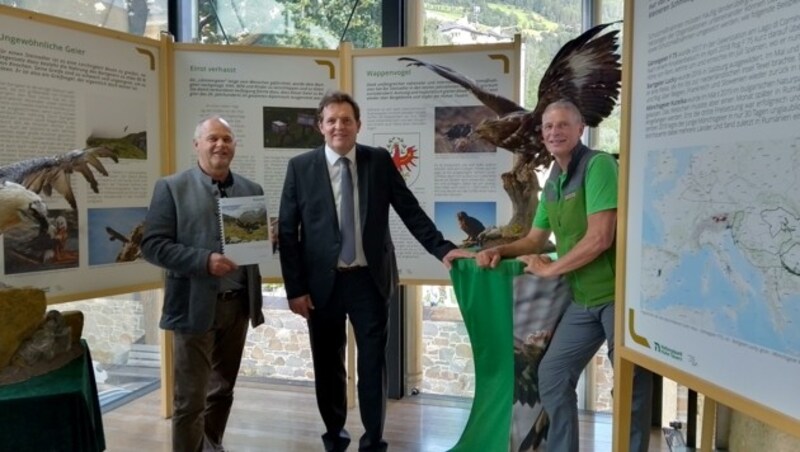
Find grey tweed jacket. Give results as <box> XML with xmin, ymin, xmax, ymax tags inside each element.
<box><xmin>141</xmin><ymin>166</ymin><xmax>265</xmax><ymax>333</ymax></box>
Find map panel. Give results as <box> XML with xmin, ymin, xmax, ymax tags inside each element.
<box><xmin>640</xmin><ymin>140</ymin><xmax>800</xmax><ymax>359</ymax></box>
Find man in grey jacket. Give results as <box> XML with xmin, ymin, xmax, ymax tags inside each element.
<box><xmin>142</xmin><ymin>116</ymin><xmax>265</xmax><ymax>451</ymax></box>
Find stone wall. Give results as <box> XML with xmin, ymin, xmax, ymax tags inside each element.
<box><xmin>240</xmin><ymin>296</ymin><xmax>313</xmax><ymax>381</ymax></box>
<box><xmin>59</xmin><ymin>296</ymin><xmax>146</xmax><ymax>364</ymax></box>
<box><xmin>421</xmin><ymin>306</ymin><xmax>475</xmax><ymax>396</ymax></box>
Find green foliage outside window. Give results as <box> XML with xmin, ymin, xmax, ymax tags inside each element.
<box><xmin>197</xmin><ymin>0</ymin><xmax>382</xmax><ymax>49</ymax></box>
<box><xmin>423</xmin><ymin>0</ymin><xmax>580</xmax><ymax>110</ymax></box>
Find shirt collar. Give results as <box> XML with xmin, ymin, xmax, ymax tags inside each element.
<box><xmin>325</xmin><ymin>144</ymin><xmax>356</xmax><ymax>166</ymax></box>
<box><xmin>196</xmin><ymin>164</ymin><xmax>234</xmax><ymax>187</ymax></box>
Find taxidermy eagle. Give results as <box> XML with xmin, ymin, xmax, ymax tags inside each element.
<box><xmin>0</xmin><ymin>147</ymin><xmax>118</xmax><ymax>235</ymax></box>
<box><xmin>400</xmin><ymin>22</ymin><xmax>621</xmax><ymax>246</ymax></box>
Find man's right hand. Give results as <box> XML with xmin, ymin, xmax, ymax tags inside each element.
<box><xmin>208</xmin><ymin>252</ymin><xmax>238</xmax><ymax>276</ymax></box>
<box><xmin>475</xmin><ymin>247</ymin><xmax>502</xmax><ymax>268</ymax></box>
<box><xmin>288</xmin><ymin>294</ymin><xmax>314</xmax><ymax>319</ymax></box>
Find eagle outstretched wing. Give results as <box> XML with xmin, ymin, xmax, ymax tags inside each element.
<box><xmin>398</xmin><ymin>56</ymin><xmax>526</xmax><ymax>116</ymax></box>
<box><xmin>533</xmin><ymin>21</ymin><xmax>622</xmax><ymax>127</ymax></box>
<box><xmin>0</xmin><ymin>146</ymin><xmax>118</xmax><ymax>210</ymax></box>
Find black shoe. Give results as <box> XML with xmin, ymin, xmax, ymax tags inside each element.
<box><xmin>322</xmin><ymin>429</ymin><xmax>351</xmax><ymax>452</ymax></box>
<box><xmin>358</xmin><ymin>434</ymin><xmax>387</xmax><ymax>452</ymax></box>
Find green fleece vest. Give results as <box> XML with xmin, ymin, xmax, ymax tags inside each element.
<box><xmin>542</xmin><ymin>145</ymin><xmax>616</xmax><ymax>306</ymax></box>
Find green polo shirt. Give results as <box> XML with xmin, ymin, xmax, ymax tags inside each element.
<box><xmin>533</xmin><ymin>153</ymin><xmax>618</xmax><ymax>229</ymax></box>
<box><xmin>532</xmin><ymin>149</ymin><xmax>618</xmax><ymax>306</ymax></box>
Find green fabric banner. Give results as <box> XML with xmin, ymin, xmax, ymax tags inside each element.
<box><xmin>449</xmin><ymin>258</ymin><xmax>525</xmax><ymax>452</ymax></box>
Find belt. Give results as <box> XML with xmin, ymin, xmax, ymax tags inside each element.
<box><xmin>336</xmin><ymin>266</ymin><xmax>367</xmax><ymax>273</ymax></box>
<box><xmin>218</xmin><ymin>289</ymin><xmax>246</xmax><ymax>301</ymax></box>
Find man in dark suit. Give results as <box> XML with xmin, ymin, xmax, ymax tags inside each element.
<box><xmin>142</xmin><ymin>116</ymin><xmax>265</xmax><ymax>451</ymax></box>
<box><xmin>279</xmin><ymin>91</ymin><xmax>470</xmax><ymax>451</ymax></box>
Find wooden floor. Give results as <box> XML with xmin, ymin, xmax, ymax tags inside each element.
<box><xmin>103</xmin><ymin>381</ymin><xmax>671</xmax><ymax>451</ymax></box>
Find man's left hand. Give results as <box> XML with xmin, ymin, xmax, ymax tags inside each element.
<box><xmin>518</xmin><ymin>254</ymin><xmax>556</xmax><ymax>278</ymax></box>
<box><xmin>443</xmin><ymin>248</ymin><xmax>474</xmax><ymax>270</ymax></box>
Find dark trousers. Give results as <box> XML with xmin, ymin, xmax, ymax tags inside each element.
<box><xmin>308</xmin><ymin>268</ymin><xmax>389</xmax><ymax>452</ymax></box>
<box><xmin>172</xmin><ymin>295</ymin><xmax>249</xmax><ymax>452</ymax></box>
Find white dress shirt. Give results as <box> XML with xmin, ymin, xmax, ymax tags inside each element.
<box><xmin>325</xmin><ymin>145</ymin><xmax>367</xmax><ymax>267</ymax></box>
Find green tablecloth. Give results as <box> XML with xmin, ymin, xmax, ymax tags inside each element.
<box><xmin>0</xmin><ymin>340</ymin><xmax>106</xmax><ymax>451</ymax></box>
<box><xmin>449</xmin><ymin>258</ymin><xmax>525</xmax><ymax>452</ymax></box>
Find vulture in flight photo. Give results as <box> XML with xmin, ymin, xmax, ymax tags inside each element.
<box><xmin>0</xmin><ymin>146</ymin><xmax>118</xmax><ymax>236</ymax></box>
<box><xmin>400</xmin><ymin>22</ymin><xmax>622</xmax><ymax>245</ymax></box>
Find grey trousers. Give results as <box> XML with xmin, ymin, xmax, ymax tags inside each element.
<box><xmin>538</xmin><ymin>301</ymin><xmax>653</xmax><ymax>452</ymax></box>
<box><xmin>172</xmin><ymin>295</ymin><xmax>249</xmax><ymax>452</ymax></box>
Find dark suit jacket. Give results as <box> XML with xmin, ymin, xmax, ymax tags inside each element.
<box><xmin>279</xmin><ymin>144</ymin><xmax>455</xmax><ymax>307</ymax></box>
<box><xmin>141</xmin><ymin>166</ymin><xmax>265</xmax><ymax>334</ymax></box>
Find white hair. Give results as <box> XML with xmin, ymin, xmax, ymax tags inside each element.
<box><xmin>194</xmin><ymin>116</ymin><xmax>235</xmax><ymax>140</ymax></box>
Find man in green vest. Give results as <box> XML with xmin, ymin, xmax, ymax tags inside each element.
<box><xmin>476</xmin><ymin>99</ymin><xmax>652</xmax><ymax>452</ymax></box>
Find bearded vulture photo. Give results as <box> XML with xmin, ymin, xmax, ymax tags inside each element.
<box><xmin>0</xmin><ymin>146</ymin><xmax>117</xmax><ymax>235</ymax></box>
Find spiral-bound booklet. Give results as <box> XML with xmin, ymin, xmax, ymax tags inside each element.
<box><xmin>218</xmin><ymin>195</ymin><xmax>270</xmax><ymax>265</ymax></box>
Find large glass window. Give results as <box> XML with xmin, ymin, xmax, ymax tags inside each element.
<box><xmin>195</xmin><ymin>0</ymin><xmax>382</xmax><ymax>48</ymax></box>
<box><xmin>58</xmin><ymin>290</ymin><xmax>163</xmax><ymax>410</ymax></box>
<box><xmin>0</xmin><ymin>0</ymin><xmax>168</xmax><ymax>39</ymax></box>
<box><xmin>596</xmin><ymin>0</ymin><xmax>624</xmax><ymax>155</ymax></box>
